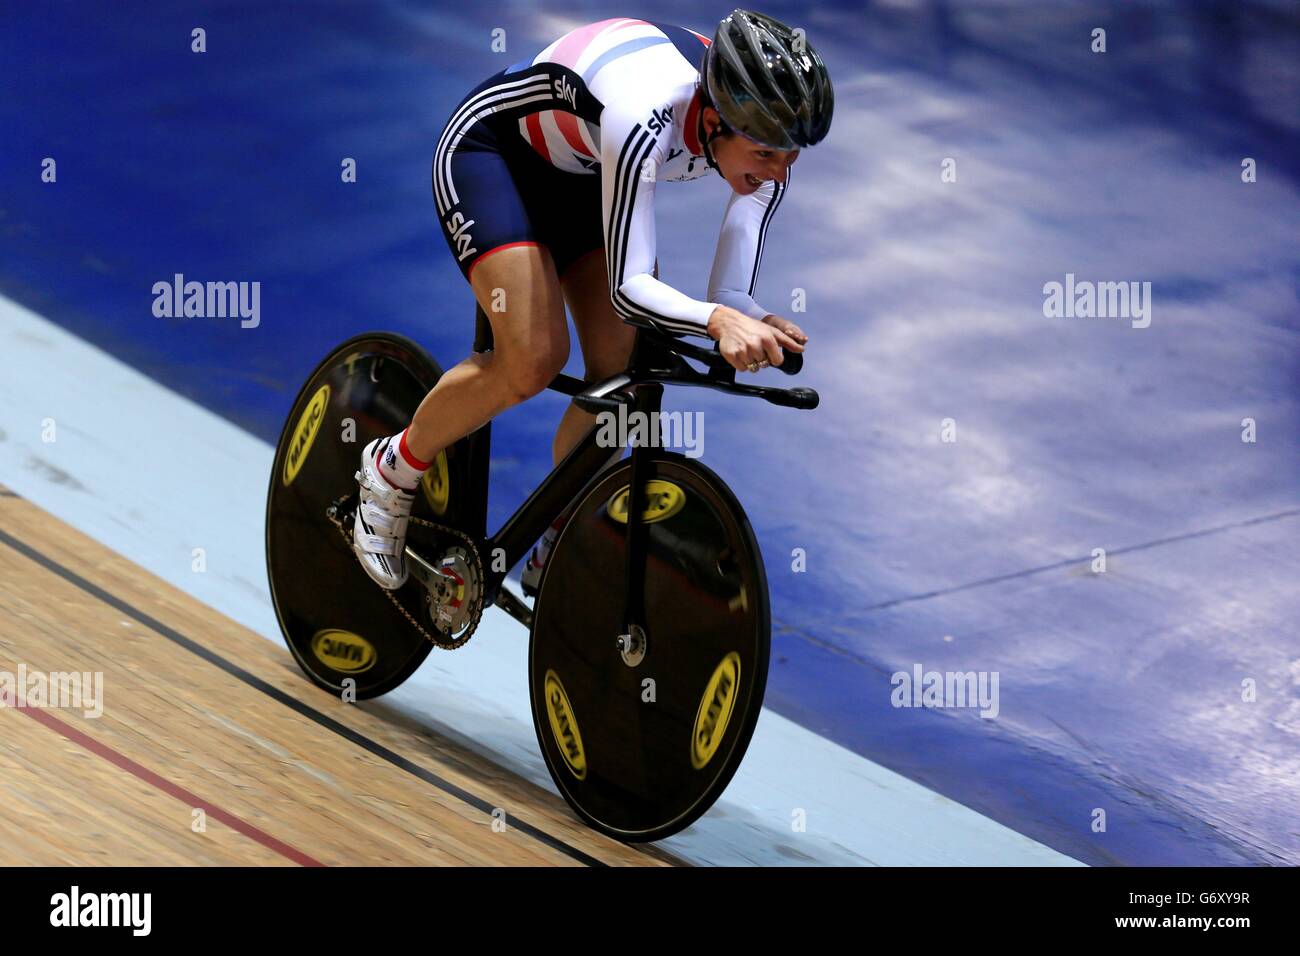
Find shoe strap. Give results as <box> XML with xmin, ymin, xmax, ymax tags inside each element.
<box><xmin>355</xmin><ymin>530</ymin><xmax>403</xmax><ymax>556</ymax></box>
<box><xmin>358</xmin><ymin>498</ymin><xmax>408</xmax><ymax>535</ymax></box>
<box><xmin>356</xmin><ymin>469</ymin><xmax>415</xmax><ymax>514</ymax></box>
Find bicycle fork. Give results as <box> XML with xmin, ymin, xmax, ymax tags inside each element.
<box><xmin>616</xmin><ymin>381</ymin><xmax>662</xmax><ymax>668</ymax></box>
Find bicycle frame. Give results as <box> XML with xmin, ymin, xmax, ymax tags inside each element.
<box><xmin>459</xmin><ymin>307</ymin><xmax>648</xmax><ymax>617</ymax></box>
<box><xmin>457</xmin><ymin>305</ymin><xmax>817</xmax><ymax>630</ymax></box>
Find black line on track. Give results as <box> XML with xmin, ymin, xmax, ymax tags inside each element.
<box><xmin>0</xmin><ymin>525</ymin><xmax>609</xmax><ymax>867</ymax></box>
<box><xmin>771</xmin><ymin>506</ymin><xmax>1300</xmax><ymax>665</ymax></box>
<box><xmin>860</xmin><ymin>506</ymin><xmax>1300</xmax><ymax>612</ymax></box>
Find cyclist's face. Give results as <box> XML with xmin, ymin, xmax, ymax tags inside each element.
<box><xmin>702</xmin><ymin>108</ymin><xmax>799</xmax><ymax>194</ymax></box>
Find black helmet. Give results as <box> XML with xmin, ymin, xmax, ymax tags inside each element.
<box><xmin>702</xmin><ymin>8</ymin><xmax>834</xmax><ymax>151</ymax></box>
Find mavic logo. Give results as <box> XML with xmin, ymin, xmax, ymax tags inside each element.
<box><xmin>646</xmin><ymin>105</ymin><xmax>674</xmax><ymax>135</ymax></box>
<box><xmin>553</xmin><ymin>75</ymin><xmax>577</xmax><ymax>109</ymax></box>
<box><xmin>444</xmin><ymin>211</ymin><xmax>478</xmax><ymax>262</ymax></box>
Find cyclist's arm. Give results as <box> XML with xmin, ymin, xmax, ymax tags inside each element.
<box><xmin>600</xmin><ymin>101</ymin><xmax>716</xmax><ymax>337</ymax></box>
<box><xmin>706</xmin><ymin>171</ymin><xmax>789</xmax><ymax>321</ymax></box>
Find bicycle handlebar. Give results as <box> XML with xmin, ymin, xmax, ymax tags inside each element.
<box><xmin>767</xmin><ymin>386</ymin><xmax>818</xmax><ymax>409</ymax></box>
<box><xmin>571</xmin><ymin>326</ymin><xmax>819</xmax><ymax>414</ymax></box>
<box><xmin>665</xmin><ymin>335</ymin><xmax>803</xmax><ymax>377</ymax></box>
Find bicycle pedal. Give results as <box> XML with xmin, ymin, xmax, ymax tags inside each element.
<box><xmin>326</xmin><ymin>492</ymin><xmax>358</xmax><ymax>530</ymax></box>
<box><xmin>494</xmin><ymin>584</ymin><xmax>534</xmax><ymax>631</ymax></box>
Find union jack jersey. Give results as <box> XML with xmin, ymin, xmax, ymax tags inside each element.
<box><xmin>432</xmin><ymin>18</ymin><xmax>788</xmax><ymax>336</ymax></box>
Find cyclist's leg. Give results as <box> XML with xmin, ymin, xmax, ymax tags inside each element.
<box><xmin>526</xmin><ymin>155</ymin><xmax>635</xmax><ymax>467</ymax></box>
<box><xmin>517</xmin><ymin>247</ymin><xmax>612</xmax><ymax>594</ymax></box>
<box><xmin>402</xmin><ymin>95</ymin><xmax>571</xmax><ymax>467</ymax></box>
<box><xmin>553</xmin><ymin>248</ymin><xmax>636</xmax><ymax>465</ymax></box>
<box><xmin>519</xmin><ymin>216</ymin><xmax>626</xmax><ymax>591</ymax></box>
<box><xmin>353</xmin><ymin>76</ymin><xmax>571</xmax><ymax>588</ymax></box>
<box><xmin>403</xmin><ymin>243</ymin><xmax>568</xmax><ymax>465</ymax></box>
<box><xmin>353</xmin><ymin>233</ymin><xmax>566</xmax><ymax>590</ymax></box>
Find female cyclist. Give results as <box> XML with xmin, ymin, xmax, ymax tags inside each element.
<box><xmin>352</xmin><ymin>9</ymin><xmax>834</xmax><ymax>591</ymax></box>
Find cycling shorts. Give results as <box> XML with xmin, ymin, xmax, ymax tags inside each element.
<box><xmin>432</xmin><ymin>69</ymin><xmax>606</xmax><ymax>282</ymax></box>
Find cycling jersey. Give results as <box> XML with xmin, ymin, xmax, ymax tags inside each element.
<box><xmin>432</xmin><ymin>17</ymin><xmax>787</xmax><ymax>337</ymax></box>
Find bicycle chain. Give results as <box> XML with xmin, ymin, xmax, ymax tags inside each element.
<box><xmin>335</xmin><ymin>515</ymin><xmax>485</xmax><ymax>651</ymax></box>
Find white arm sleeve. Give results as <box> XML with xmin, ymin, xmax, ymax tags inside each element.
<box><xmin>707</xmin><ymin>170</ymin><xmax>789</xmax><ymax>321</ymax></box>
<box><xmin>601</xmin><ymin>101</ymin><xmax>717</xmax><ymax>337</ymax></box>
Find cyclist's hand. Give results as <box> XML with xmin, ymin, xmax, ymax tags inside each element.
<box><xmin>760</xmin><ymin>314</ymin><xmax>808</xmax><ymax>349</ymax></box>
<box><xmin>707</xmin><ymin>306</ymin><xmax>802</xmax><ymax>373</ymax></box>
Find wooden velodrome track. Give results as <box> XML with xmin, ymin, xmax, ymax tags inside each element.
<box><xmin>0</xmin><ymin>483</ymin><xmax>679</xmax><ymax>866</ymax></box>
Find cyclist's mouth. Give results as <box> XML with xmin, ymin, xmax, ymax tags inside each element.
<box><xmin>744</xmin><ymin>173</ymin><xmax>764</xmax><ymax>188</ymax></box>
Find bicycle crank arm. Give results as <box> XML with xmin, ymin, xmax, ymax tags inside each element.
<box><xmin>493</xmin><ymin>583</ymin><xmax>533</xmax><ymax>631</ymax></box>
<box><xmin>404</xmin><ymin>545</ymin><xmax>453</xmax><ymax>602</ymax></box>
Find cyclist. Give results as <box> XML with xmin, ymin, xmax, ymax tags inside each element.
<box><xmin>353</xmin><ymin>9</ymin><xmax>834</xmax><ymax>591</ymax></box>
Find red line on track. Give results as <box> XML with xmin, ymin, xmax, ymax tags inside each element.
<box><xmin>14</xmin><ymin>705</ymin><xmax>325</xmax><ymax>867</ymax></box>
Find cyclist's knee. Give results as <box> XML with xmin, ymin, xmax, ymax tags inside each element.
<box><xmin>503</xmin><ymin>347</ymin><xmax>567</xmax><ymax>404</ymax></box>
<box><xmin>468</xmin><ymin>245</ymin><xmax>568</xmax><ymax>404</ymax></box>
<box><xmin>579</xmin><ymin>319</ymin><xmax>635</xmax><ymax>383</ymax></box>
<box><xmin>584</xmin><ymin>351</ymin><xmax>630</xmax><ymax>384</ymax></box>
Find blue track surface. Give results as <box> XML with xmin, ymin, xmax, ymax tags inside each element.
<box><xmin>4</xmin><ymin>1</ymin><xmax>1298</xmax><ymax>864</ymax></box>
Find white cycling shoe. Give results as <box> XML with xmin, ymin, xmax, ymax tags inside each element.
<box><xmin>352</xmin><ymin>437</ymin><xmax>415</xmax><ymax>590</ymax></box>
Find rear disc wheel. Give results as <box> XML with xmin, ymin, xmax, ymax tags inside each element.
<box><xmin>265</xmin><ymin>333</ymin><xmax>469</xmax><ymax>699</ymax></box>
